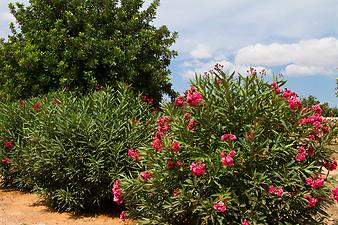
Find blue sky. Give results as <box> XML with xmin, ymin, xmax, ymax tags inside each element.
<box><xmin>1</xmin><ymin>0</ymin><xmax>337</xmax><ymax>106</ymax></box>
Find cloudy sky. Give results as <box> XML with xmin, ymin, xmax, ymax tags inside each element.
<box><xmin>1</xmin><ymin>0</ymin><xmax>338</xmax><ymax>106</ymax></box>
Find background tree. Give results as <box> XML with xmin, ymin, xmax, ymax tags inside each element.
<box><xmin>0</xmin><ymin>0</ymin><xmax>177</xmax><ymax>103</ymax></box>
<box><xmin>301</xmin><ymin>95</ymin><xmax>338</xmax><ymax>117</ymax></box>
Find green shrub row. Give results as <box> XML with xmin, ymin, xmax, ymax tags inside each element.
<box><xmin>0</xmin><ymin>83</ymin><xmax>156</xmax><ymax>211</ymax></box>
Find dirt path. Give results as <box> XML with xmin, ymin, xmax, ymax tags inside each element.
<box><xmin>0</xmin><ymin>189</ymin><xmax>131</xmax><ymax>225</ymax></box>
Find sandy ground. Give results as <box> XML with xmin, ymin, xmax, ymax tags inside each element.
<box><xmin>0</xmin><ymin>189</ymin><xmax>133</xmax><ymax>225</ymax></box>
<box><xmin>0</xmin><ymin>142</ymin><xmax>337</xmax><ymax>225</ymax></box>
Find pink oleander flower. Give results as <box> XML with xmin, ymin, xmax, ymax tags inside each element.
<box><xmin>288</xmin><ymin>96</ymin><xmax>302</xmax><ymax>110</ymax></box>
<box><xmin>140</xmin><ymin>171</ymin><xmax>153</xmax><ymax>181</ymax></box>
<box><xmin>175</xmin><ymin>96</ymin><xmax>184</xmax><ymax>107</ymax></box>
<box><xmin>186</xmin><ymin>92</ymin><xmax>202</xmax><ymax>106</ymax></box>
<box><xmin>282</xmin><ymin>88</ymin><xmax>296</xmax><ymax>99</ymax></box>
<box><xmin>127</xmin><ymin>148</ymin><xmax>140</xmax><ymax>162</ymax></box>
<box><xmin>311</xmin><ymin>104</ymin><xmax>323</xmax><ymax>115</ymax></box>
<box><xmin>1</xmin><ymin>157</ymin><xmax>10</xmax><ymax>165</ymax></box>
<box><xmin>306</xmin><ymin>176</ymin><xmax>324</xmax><ymax>189</ymax></box>
<box><xmin>295</xmin><ymin>146</ymin><xmax>307</xmax><ymax>162</ymax></box>
<box><xmin>190</xmin><ymin>161</ymin><xmax>206</xmax><ymax>176</ymax></box>
<box><xmin>119</xmin><ymin>211</ymin><xmax>127</xmax><ymax>222</ymax></box>
<box><xmin>112</xmin><ymin>179</ymin><xmax>123</xmax><ymax>205</ymax></box>
<box><xmin>213</xmin><ymin>200</ymin><xmax>228</xmax><ymax>213</ymax></box>
<box><xmin>220</xmin><ymin>150</ymin><xmax>236</xmax><ymax>167</ymax></box>
<box><xmin>271</xmin><ymin>82</ymin><xmax>281</xmax><ymax>94</ymax></box>
<box><xmin>4</xmin><ymin>141</ymin><xmax>13</xmax><ymax>149</ymax></box>
<box><xmin>151</xmin><ymin>138</ymin><xmax>163</xmax><ymax>151</ymax></box>
<box><xmin>183</xmin><ymin>112</ymin><xmax>191</xmax><ymax>120</ymax></box>
<box><xmin>324</xmin><ymin>159</ymin><xmax>337</xmax><ymax>171</ymax></box>
<box><xmin>242</xmin><ymin>219</ymin><xmax>250</xmax><ymax>225</ymax></box>
<box><xmin>332</xmin><ymin>187</ymin><xmax>338</xmax><ymax>201</ymax></box>
<box><xmin>295</xmin><ymin>152</ymin><xmax>306</xmax><ymax>161</ymax></box>
<box><xmin>188</xmin><ymin>119</ymin><xmax>197</xmax><ymax>130</ymax></box>
<box><xmin>166</xmin><ymin>160</ymin><xmax>176</xmax><ymax>170</ymax></box>
<box><xmin>34</xmin><ymin>101</ymin><xmax>41</xmax><ymax>112</ymax></box>
<box><xmin>269</xmin><ymin>185</ymin><xmax>275</xmax><ymax>194</ymax></box>
<box><xmin>230</xmin><ymin>134</ymin><xmax>237</xmax><ymax>141</ymax></box>
<box><xmin>304</xmin><ymin>195</ymin><xmax>317</xmax><ymax>207</ymax></box>
<box><xmin>220</xmin><ymin>133</ymin><xmax>236</xmax><ymax>141</ymax></box>
<box><xmin>313</xmin><ymin>121</ymin><xmax>321</xmax><ymax>128</ymax></box>
<box><xmin>176</xmin><ymin>160</ymin><xmax>183</xmax><ymax>166</ymax></box>
<box><xmin>171</xmin><ymin>141</ymin><xmax>181</xmax><ymax>153</ymax></box>
<box><xmin>276</xmin><ymin>188</ymin><xmax>284</xmax><ymax>197</ymax></box>
<box><xmin>220</xmin><ymin>134</ymin><xmax>229</xmax><ymax>141</ymax></box>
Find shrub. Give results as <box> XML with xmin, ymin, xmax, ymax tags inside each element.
<box><xmin>118</xmin><ymin>67</ymin><xmax>337</xmax><ymax>225</ymax></box>
<box><xmin>0</xmin><ymin>83</ymin><xmax>156</xmax><ymax>212</ymax></box>
<box><xmin>0</xmin><ymin>0</ymin><xmax>177</xmax><ymax>104</ymax></box>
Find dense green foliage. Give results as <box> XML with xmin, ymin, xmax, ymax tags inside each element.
<box><xmin>119</xmin><ymin>68</ymin><xmax>337</xmax><ymax>224</ymax></box>
<box><xmin>0</xmin><ymin>84</ymin><xmax>156</xmax><ymax>211</ymax></box>
<box><xmin>0</xmin><ymin>0</ymin><xmax>177</xmax><ymax>103</ymax></box>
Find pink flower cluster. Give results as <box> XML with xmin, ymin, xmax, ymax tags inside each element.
<box><xmin>143</xmin><ymin>96</ymin><xmax>153</xmax><ymax>105</ymax></box>
<box><xmin>299</xmin><ymin>115</ymin><xmax>324</xmax><ymax>127</ymax></box>
<box><xmin>4</xmin><ymin>141</ymin><xmax>13</xmax><ymax>149</ymax></box>
<box><xmin>281</xmin><ymin>88</ymin><xmax>297</xmax><ymax>99</ymax></box>
<box><xmin>140</xmin><ymin>171</ymin><xmax>153</xmax><ymax>181</ymax></box>
<box><xmin>166</xmin><ymin>159</ymin><xmax>182</xmax><ymax>170</ymax></box>
<box><xmin>119</xmin><ymin>211</ymin><xmax>127</xmax><ymax>222</ymax></box>
<box><xmin>220</xmin><ymin>133</ymin><xmax>237</xmax><ymax>142</ymax></box>
<box><xmin>323</xmin><ymin>159</ymin><xmax>337</xmax><ymax>171</ymax></box>
<box><xmin>112</xmin><ymin>179</ymin><xmax>123</xmax><ymax>205</ymax></box>
<box><xmin>269</xmin><ymin>185</ymin><xmax>284</xmax><ymax>197</ymax></box>
<box><xmin>295</xmin><ymin>146</ymin><xmax>307</xmax><ymax>162</ymax></box>
<box><xmin>213</xmin><ymin>200</ymin><xmax>228</xmax><ymax>213</ymax></box>
<box><xmin>304</xmin><ymin>195</ymin><xmax>317</xmax><ymax>207</ymax></box>
<box><xmin>242</xmin><ymin>219</ymin><xmax>250</xmax><ymax>225</ymax></box>
<box><xmin>152</xmin><ymin>116</ymin><xmax>171</xmax><ymax>151</ymax></box>
<box><xmin>288</xmin><ymin>96</ymin><xmax>302</xmax><ymax>110</ymax></box>
<box><xmin>271</xmin><ymin>82</ymin><xmax>281</xmax><ymax>94</ymax></box>
<box><xmin>188</xmin><ymin>119</ymin><xmax>197</xmax><ymax>130</ymax></box>
<box><xmin>306</xmin><ymin>176</ymin><xmax>324</xmax><ymax>189</ymax></box>
<box><xmin>190</xmin><ymin>161</ymin><xmax>206</xmax><ymax>176</ymax></box>
<box><xmin>331</xmin><ymin>187</ymin><xmax>338</xmax><ymax>202</ymax></box>
<box><xmin>171</xmin><ymin>141</ymin><xmax>181</xmax><ymax>153</ymax></box>
<box><xmin>128</xmin><ymin>148</ymin><xmax>140</xmax><ymax>162</ymax></box>
<box><xmin>220</xmin><ymin>150</ymin><xmax>236</xmax><ymax>167</ymax></box>
<box><xmin>1</xmin><ymin>157</ymin><xmax>10</xmax><ymax>165</ymax></box>
<box><xmin>175</xmin><ymin>86</ymin><xmax>203</xmax><ymax>107</ymax></box>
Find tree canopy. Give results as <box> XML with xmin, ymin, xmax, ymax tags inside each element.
<box><xmin>0</xmin><ymin>0</ymin><xmax>177</xmax><ymax>103</ymax></box>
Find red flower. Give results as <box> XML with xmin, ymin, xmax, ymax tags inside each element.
<box><xmin>186</xmin><ymin>92</ymin><xmax>202</xmax><ymax>106</ymax></box>
<box><xmin>187</xmin><ymin>119</ymin><xmax>197</xmax><ymax>130</ymax></box>
<box><xmin>174</xmin><ymin>96</ymin><xmax>184</xmax><ymax>107</ymax></box>
<box><xmin>190</xmin><ymin>161</ymin><xmax>206</xmax><ymax>176</ymax></box>
<box><xmin>127</xmin><ymin>148</ymin><xmax>140</xmax><ymax>162</ymax></box>
<box><xmin>171</xmin><ymin>141</ymin><xmax>181</xmax><ymax>153</ymax></box>
<box><xmin>140</xmin><ymin>171</ymin><xmax>153</xmax><ymax>181</ymax></box>
<box><xmin>4</xmin><ymin>141</ymin><xmax>13</xmax><ymax>149</ymax></box>
<box><xmin>183</xmin><ymin>112</ymin><xmax>191</xmax><ymax>120</ymax></box>
<box><xmin>304</xmin><ymin>195</ymin><xmax>317</xmax><ymax>207</ymax></box>
<box><xmin>119</xmin><ymin>211</ymin><xmax>127</xmax><ymax>222</ymax></box>
<box><xmin>112</xmin><ymin>180</ymin><xmax>123</xmax><ymax>205</ymax></box>
<box><xmin>242</xmin><ymin>219</ymin><xmax>250</xmax><ymax>225</ymax></box>
<box><xmin>34</xmin><ymin>102</ymin><xmax>41</xmax><ymax>112</ymax></box>
<box><xmin>324</xmin><ymin>159</ymin><xmax>337</xmax><ymax>171</ymax></box>
<box><xmin>151</xmin><ymin>138</ymin><xmax>162</xmax><ymax>151</ymax></box>
<box><xmin>213</xmin><ymin>200</ymin><xmax>228</xmax><ymax>213</ymax></box>
<box><xmin>1</xmin><ymin>157</ymin><xmax>10</xmax><ymax>165</ymax></box>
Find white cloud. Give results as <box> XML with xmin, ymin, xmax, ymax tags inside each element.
<box><xmin>235</xmin><ymin>37</ymin><xmax>338</xmax><ymax>76</ymax></box>
<box><xmin>284</xmin><ymin>64</ymin><xmax>336</xmax><ymax>76</ymax></box>
<box><xmin>190</xmin><ymin>44</ymin><xmax>213</xmax><ymax>59</ymax></box>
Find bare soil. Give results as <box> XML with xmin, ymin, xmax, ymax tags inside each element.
<box><xmin>0</xmin><ymin>189</ymin><xmax>132</xmax><ymax>225</ymax></box>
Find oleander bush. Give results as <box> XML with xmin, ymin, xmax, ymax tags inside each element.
<box><xmin>117</xmin><ymin>67</ymin><xmax>338</xmax><ymax>225</ymax></box>
<box><xmin>0</xmin><ymin>83</ymin><xmax>156</xmax><ymax>211</ymax></box>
